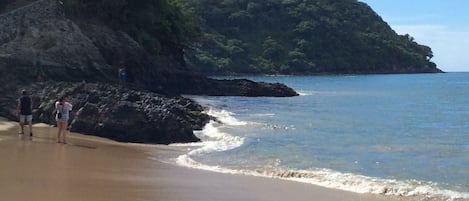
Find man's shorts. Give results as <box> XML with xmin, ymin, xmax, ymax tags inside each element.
<box><xmin>19</xmin><ymin>115</ymin><xmax>32</xmax><ymax>123</ymax></box>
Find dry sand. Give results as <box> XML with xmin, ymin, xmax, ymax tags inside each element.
<box><xmin>0</xmin><ymin>118</ymin><xmax>409</xmax><ymax>201</ymax></box>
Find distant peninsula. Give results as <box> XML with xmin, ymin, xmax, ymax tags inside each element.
<box><xmin>182</xmin><ymin>0</ymin><xmax>443</xmax><ymax>74</ymax></box>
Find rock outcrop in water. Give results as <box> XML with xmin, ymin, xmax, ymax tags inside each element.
<box><xmin>42</xmin><ymin>82</ymin><xmax>210</xmax><ymax>144</ymax></box>
<box><xmin>0</xmin><ymin>0</ymin><xmax>298</xmax><ymax>144</ymax></box>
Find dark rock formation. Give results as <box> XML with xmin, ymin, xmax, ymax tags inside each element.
<box><xmin>0</xmin><ymin>0</ymin><xmax>298</xmax><ymax>97</ymax></box>
<box><xmin>17</xmin><ymin>82</ymin><xmax>210</xmax><ymax>144</ymax></box>
<box><xmin>0</xmin><ymin>0</ymin><xmax>115</xmax><ymax>82</ymax></box>
<box><xmin>0</xmin><ymin>0</ymin><xmax>298</xmax><ymax>144</ymax></box>
<box><xmin>171</xmin><ymin>75</ymin><xmax>299</xmax><ymax>97</ymax></box>
<box><xmin>76</xmin><ymin>22</ymin><xmax>298</xmax><ymax>96</ymax></box>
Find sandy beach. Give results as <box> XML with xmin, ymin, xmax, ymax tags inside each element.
<box><xmin>0</xmin><ymin>118</ymin><xmax>410</xmax><ymax>201</ymax></box>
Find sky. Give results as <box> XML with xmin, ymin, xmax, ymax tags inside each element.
<box><xmin>359</xmin><ymin>0</ymin><xmax>469</xmax><ymax>72</ymax></box>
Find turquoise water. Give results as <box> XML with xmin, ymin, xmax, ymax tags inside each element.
<box><xmin>176</xmin><ymin>73</ymin><xmax>469</xmax><ymax>200</ymax></box>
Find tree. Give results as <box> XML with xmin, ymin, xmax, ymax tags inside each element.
<box><xmin>182</xmin><ymin>0</ymin><xmax>440</xmax><ymax>74</ymax></box>
<box><xmin>63</xmin><ymin>0</ymin><xmax>203</xmax><ymax>55</ymax></box>
<box><xmin>262</xmin><ymin>36</ymin><xmax>283</xmax><ymax>62</ymax></box>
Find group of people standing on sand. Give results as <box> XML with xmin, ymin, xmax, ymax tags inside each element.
<box><xmin>16</xmin><ymin>52</ymin><xmax>128</xmax><ymax>144</ymax></box>
<box><xmin>15</xmin><ymin>51</ymin><xmax>72</xmax><ymax>143</ymax></box>
<box><xmin>16</xmin><ymin>90</ymin><xmax>73</xmax><ymax>144</ymax></box>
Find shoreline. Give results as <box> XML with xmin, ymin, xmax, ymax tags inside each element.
<box><xmin>0</xmin><ymin>118</ymin><xmax>437</xmax><ymax>201</ymax></box>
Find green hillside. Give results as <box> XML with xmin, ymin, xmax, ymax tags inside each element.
<box><xmin>183</xmin><ymin>0</ymin><xmax>441</xmax><ymax>74</ymax></box>
<box><xmin>60</xmin><ymin>0</ymin><xmax>203</xmax><ymax>56</ymax></box>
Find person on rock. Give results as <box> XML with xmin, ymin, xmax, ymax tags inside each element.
<box><xmin>35</xmin><ymin>52</ymin><xmax>45</xmax><ymax>81</ymax></box>
<box><xmin>118</xmin><ymin>63</ymin><xmax>127</xmax><ymax>85</ymax></box>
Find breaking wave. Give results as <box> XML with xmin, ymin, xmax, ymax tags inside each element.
<box><xmin>171</xmin><ymin>106</ymin><xmax>469</xmax><ymax>201</ymax></box>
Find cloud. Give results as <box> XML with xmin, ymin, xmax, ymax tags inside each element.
<box><xmin>391</xmin><ymin>25</ymin><xmax>469</xmax><ymax>72</ymax></box>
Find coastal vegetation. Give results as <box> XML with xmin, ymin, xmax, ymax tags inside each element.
<box><xmin>1</xmin><ymin>0</ymin><xmax>441</xmax><ymax>74</ymax></box>
<box><xmin>61</xmin><ymin>0</ymin><xmax>203</xmax><ymax>55</ymax></box>
<box><xmin>182</xmin><ymin>0</ymin><xmax>440</xmax><ymax>74</ymax></box>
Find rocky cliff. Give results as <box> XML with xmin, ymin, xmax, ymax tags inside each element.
<box><xmin>0</xmin><ymin>0</ymin><xmax>298</xmax><ymax>144</ymax></box>
<box><xmin>0</xmin><ymin>0</ymin><xmax>114</xmax><ymax>82</ymax></box>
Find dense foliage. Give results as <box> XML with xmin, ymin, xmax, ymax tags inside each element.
<box><xmin>2</xmin><ymin>0</ymin><xmax>440</xmax><ymax>74</ymax></box>
<box><xmin>62</xmin><ymin>0</ymin><xmax>202</xmax><ymax>55</ymax></box>
<box><xmin>183</xmin><ymin>0</ymin><xmax>439</xmax><ymax>74</ymax></box>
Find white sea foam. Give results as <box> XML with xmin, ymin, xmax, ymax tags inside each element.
<box><xmin>273</xmin><ymin>169</ymin><xmax>469</xmax><ymax>200</ymax></box>
<box><xmin>175</xmin><ymin>156</ymin><xmax>469</xmax><ymax>201</ymax></box>
<box><xmin>186</xmin><ymin>122</ymin><xmax>244</xmax><ymax>156</ymax></box>
<box><xmin>173</xmin><ymin>107</ymin><xmax>246</xmax><ymax>165</ymax></box>
<box><xmin>261</xmin><ymin>123</ymin><xmax>296</xmax><ymax>131</ymax></box>
<box><xmin>297</xmin><ymin>90</ymin><xmax>315</xmax><ymax>96</ymax></box>
<box><xmin>297</xmin><ymin>90</ymin><xmax>357</xmax><ymax>96</ymax></box>
<box><xmin>249</xmin><ymin>113</ymin><xmax>276</xmax><ymax>117</ymax></box>
<box><xmin>170</xmin><ymin>102</ymin><xmax>469</xmax><ymax>201</ymax></box>
<box><xmin>170</xmin><ymin>107</ymin><xmax>469</xmax><ymax>201</ymax></box>
<box><xmin>205</xmin><ymin>108</ymin><xmax>247</xmax><ymax>126</ymax></box>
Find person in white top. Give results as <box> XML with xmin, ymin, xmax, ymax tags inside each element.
<box><xmin>55</xmin><ymin>95</ymin><xmax>72</xmax><ymax>144</ymax></box>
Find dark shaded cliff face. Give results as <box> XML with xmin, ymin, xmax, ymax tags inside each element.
<box><xmin>76</xmin><ymin>22</ymin><xmax>298</xmax><ymax>96</ymax></box>
<box><xmin>0</xmin><ymin>0</ymin><xmax>298</xmax><ymax>96</ymax></box>
<box><xmin>0</xmin><ymin>0</ymin><xmax>115</xmax><ymax>82</ymax></box>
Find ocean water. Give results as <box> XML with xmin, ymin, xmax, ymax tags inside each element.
<box><xmin>173</xmin><ymin>73</ymin><xmax>469</xmax><ymax>200</ymax></box>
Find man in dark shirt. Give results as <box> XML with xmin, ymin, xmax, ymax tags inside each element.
<box><xmin>16</xmin><ymin>90</ymin><xmax>33</xmax><ymax>136</ymax></box>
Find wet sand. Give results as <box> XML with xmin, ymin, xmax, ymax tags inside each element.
<box><xmin>0</xmin><ymin>118</ymin><xmax>410</xmax><ymax>201</ymax></box>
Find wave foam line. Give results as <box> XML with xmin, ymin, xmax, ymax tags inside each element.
<box><xmin>175</xmin><ymin>156</ymin><xmax>469</xmax><ymax>201</ymax></box>
<box><xmin>270</xmin><ymin>169</ymin><xmax>469</xmax><ymax>200</ymax></box>
<box><xmin>171</xmin><ymin>107</ymin><xmax>247</xmax><ymax>155</ymax></box>
<box><xmin>175</xmin><ymin>95</ymin><xmax>469</xmax><ymax>200</ymax></box>
<box><xmin>187</xmin><ymin>121</ymin><xmax>244</xmax><ymax>156</ymax></box>
<box><xmin>172</xmin><ymin>106</ymin><xmax>469</xmax><ymax>201</ymax></box>
<box><xmin>297</xmin><ymin>90</ymin><xmax>315</xmax><ymax>96</ymax></box>
<box><xmin>205</xmin><ymin>108</ymin><xmax>248</xmax><ymax>126</ymax></box>
<box><xmin>172</xmin><ymin>107</ymin><xmax>247</xmax><ymax>156</ymax></box>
